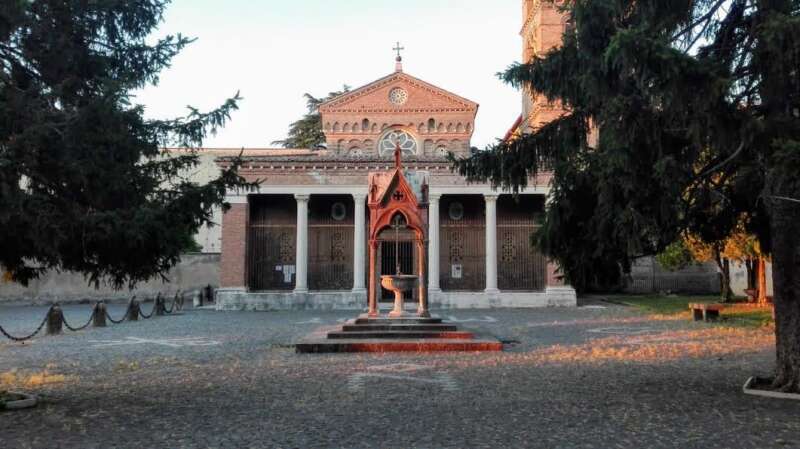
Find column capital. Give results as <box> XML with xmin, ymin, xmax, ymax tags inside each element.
<box><xmin>428</xmin><ymin>193</ymin><xmax>442</xmax><ymax>202</ymax></box>
<box><xmin>352</xmin><ymin>192</ymin><xmax>368</xmax><ymax>202</ymax></box>
<box><xmin>483</xmin><ymin>193</ymin><xmax>499</xmax><ymax>202</ymax></box>
<box><xmin>294</xmin><ymin>194</ymin><xmax>310</xmax><ymax>202</ymax></box>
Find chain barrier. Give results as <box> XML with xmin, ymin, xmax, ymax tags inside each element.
<box><xmin>164</xmin><ymin>291</ymin><xmax>183</xmax><ymax>314</ymax></box>
<box><xmin>105</xmin><ymin>297</ymin><xmax>134</xmax><ymax>324</ymax></box>
<box><xmin>138</xmin><ymin>295</ymin><xmax>158</xmax><ymax>319</ymax></box>
<box><xmin>1</xmin><ymin>289</ymin><xmax>197</xmax><ymax>342</ymax></box>
<box><xmin>62</xmin><ymin>304</ymin><xmax>96</xmax><ymax>332</ymax></box>
<box><xmin>0</xmin><ymin>307</ymin><xmax>51</xmax><ymax>342</ymax></box>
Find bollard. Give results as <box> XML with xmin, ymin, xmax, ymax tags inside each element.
<box><xmin>128</xmin><ymin>297</ymin><xmax>140</xmax><ymax>321</ymax></box>
<box><xmin>155</xmin><ymin>293</ymin><xmax>165</xmax><ymax>316</ymax></box>
<box><xmin>47</xmin><ymin>304</ymin><xmax>63</xmax><ymax>335</ymax></box>
<box><xmin>93</xmin><ymin>302</ymin><xmax>107</xmax><ymax>327</ymax></box>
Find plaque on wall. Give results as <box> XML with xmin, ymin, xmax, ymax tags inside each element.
<box><xmin>451</xmin><ymin>264</ymin><xmax>463</xmax><ymax>279</ymax></box>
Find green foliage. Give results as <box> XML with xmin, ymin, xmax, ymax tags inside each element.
<box><xmin>452</xmin><ymin>0</ymin><xmax>800</xmax><ymax>292</ymax></box>
<box><xmin>657</xmin><ymin>240</ymin><xmax>694</xmax><ymax>272</ymax></box>
<box><xmin>272</xmin><ymin>87</ymin><xmax>350</xmax><ymax>149</ymax></box>
<box><xmin>0</xmin><ymin>0</ymin><xmax>255</xmax><ymax>288</ymax></box>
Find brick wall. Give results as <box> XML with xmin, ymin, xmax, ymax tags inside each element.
<box><xmin>220</xmin><ymin>202</ymin><xmax>248</xmax><ymax>288</ymax></box>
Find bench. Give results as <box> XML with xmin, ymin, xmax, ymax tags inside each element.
<box><xmin>689</xmin><ymin>303</ymin><xmax>724</xmax><ymax>322</ymax></box>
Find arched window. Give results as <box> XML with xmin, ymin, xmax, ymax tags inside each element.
<box><xmin>362</xmin><ymin>119</ymin><xmax>370</xmax><ymax>131</ymax></box>
<box><xmin>379</xmin><ymin>129</ymin><xmax>418</xmax><ymax>156</ymax></box>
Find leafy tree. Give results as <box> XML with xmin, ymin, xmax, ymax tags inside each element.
<box><xmin>453</xmin><ymin>1</ymin><xmax>800</xmax><ymax>391</ymax></box>
<box><xmin>656</xmin><ymin>240</ymin><xmax>695</xmax><ymax>272</ymax></box>
<box><xmin>272</xmin><ymin>87</ymin><xmax>349</xmax><ymax>149</ymax></box>
<box><xmin>0</xmin><ymin>0</ymin><xmax>253</xmax><ymax>288</ymax></box>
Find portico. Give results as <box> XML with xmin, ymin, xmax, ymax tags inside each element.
<box><xmin>214</xmin><ymin>55</ymin><xmax>576</xmax><ymax>311</ymax></box>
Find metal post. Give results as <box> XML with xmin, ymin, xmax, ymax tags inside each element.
<box><xmin>47</xmin><ymin>304</ymin><xmax>63</xmax><ymax>335</ymax></box>
<box><xmin>128</xmin><ymin>297</ymin><xmax>140</xmax><ymax>321</ymax></box>
<box><xmin>155</xmin><ymin>293</ymin><xmax>165</xmax><ymax>316</ymax></box>
<box><xmin>93</xmin><ymin>302</ymin><xmax>107</xmax><ymax>327</ymax></box>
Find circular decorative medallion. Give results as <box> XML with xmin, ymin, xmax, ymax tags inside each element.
<box><xmin>448</xmin><ymin>202</ymin><xmax>465</xmax><ymax>221</ymax></box>
<box><xmin>388</xmin><ymin>87</ymin><xmax>408</xmax><ymax>105</ymax></box>
<box><xmin>331</xmin><ymin>202</ymin><xmax>347</xmax><ymax>221</ymax></box>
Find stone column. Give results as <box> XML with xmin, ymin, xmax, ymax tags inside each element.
<box><xmin>352</xmin><ymin>193</ymin><xmax>367</xmax><ymax>293</ymax></box>
<box><xmin>294</xmin><ymin>194</ymin><xmax>309</xmax><ymax>293</ymax></box>
<box><xmin>368</xmin><ymin>240</ymin><xmax>379</xmax><ymax>316</ymax></box>
<box><xmin>427</xmin><ymin>194</ymin><xmax>441</xmax><ymax>292</ymax></box>
<box><xmin>484</xmin><ymin>194</ymin><xmax>499</xmax><ymax>293</ymax></box>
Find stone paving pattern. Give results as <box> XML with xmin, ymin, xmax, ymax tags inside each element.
<box><xmin>1</xmin><ymin>302</ymin><xmax>798</xmax><ymax>449</ymax></box>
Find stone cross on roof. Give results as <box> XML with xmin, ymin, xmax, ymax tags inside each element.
<box><xmin>393</xmin><ymin>41</ymin><xmax>405</xmax><ymax>59</ymax></box>
<box><xmin>393</xmin><ymin>42</ymin><xmax>405</xmax><ymax>72</ymax></box>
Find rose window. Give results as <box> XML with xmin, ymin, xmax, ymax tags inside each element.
<box><xmin>379</xmin><ymin>130</ymin><xmax>417</xmax><ymax>156</ymax></box>
<box><xmin>388</xmin><ymin>88</ymin><xmax>408</xmax><ymax>105</ymax></box>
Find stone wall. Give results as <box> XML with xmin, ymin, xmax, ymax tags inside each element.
<box><xmin>0</xmin><ymin>253</ymin><xmax>220</xmax><ymax>304</ymax></box>
<box><xmin>624</xmin><ymin>257</ymin><xmax>720</xmax><ymax>295</ymax></box>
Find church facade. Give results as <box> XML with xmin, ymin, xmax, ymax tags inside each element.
<box><xmin>213</xmin><ymin>1</ymin><xmax>576</xmax><ymax>311</ymax></box>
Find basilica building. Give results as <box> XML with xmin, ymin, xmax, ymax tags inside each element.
<box><xmin>213</xmin><ymin>1</ymin><xmax>576</xmax><ymax>311</ymax></box>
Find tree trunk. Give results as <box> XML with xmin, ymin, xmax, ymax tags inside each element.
<box><xmin>769</xmin><ymin>200</ymin><xmax>800</xmax><ymax>393</ymax></box>
<box><xmin>757</xmin><ymin>257</ymin><xmax>769</xmax><ymax>304</ymax></box>
<box><xmin>714</xmin><ymin>251</ymin><xmax>733</xmax><ymax>303</ymax></box>
<box><xmin>745</xmin><ymin>259</ymin><xmax>757</xmax><ymax>291</ymax></box>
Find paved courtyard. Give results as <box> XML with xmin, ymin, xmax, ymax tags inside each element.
<box><xmin>0</xmin><ymin>301</ymin><xmax>797</xmax><ymax>449</ymax></box>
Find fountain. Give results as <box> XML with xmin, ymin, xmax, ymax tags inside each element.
<box><xmin>294</xmin><ymin>143</ymin><xmax>502</xmax><ymax>352</ymax></box>
<box><xmin>381</xmin><ymin>214</ymin><xmax>419</xmax><ymax>318</ymax></box>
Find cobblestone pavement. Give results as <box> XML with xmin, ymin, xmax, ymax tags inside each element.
<box><xmin>1</xmin><ymin>301</ymin><xmax>797</xmax><ymax>449</ymax></box>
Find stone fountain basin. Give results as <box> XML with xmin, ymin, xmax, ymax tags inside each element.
<box><xmin>381</xmin><ymin>275</ymin><xmax>419</xmax><ymax>292</ymax></box>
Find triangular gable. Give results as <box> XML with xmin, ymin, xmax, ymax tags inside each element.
<box><xmin>320</xmin><ymin>72</ymin><xmax>478</xmax><ymax>113</ymax></box>
<box><xmin>379</xmin><ymin>169</ymin><xmax>419</xmax><ymax>207</ymax></box>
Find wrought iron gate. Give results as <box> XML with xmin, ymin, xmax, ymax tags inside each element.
<box><xmin>440</xmin><ymin>195</ymin><xmax>486</xmax><ymax>291</ymax></box>
<box><xmin>309</xmin><ymin>196</ymin><xmax>354</xmax><ymax>290</ymax></box>
<box><xmin>247</xmin><ymin>195</ymin><xmax>296</xmax><ymax>291</ymax></box>
<box><xmin>497</xmin><ymin>195</ymin><xmax>547</xmax><ymax>291</ymax></box>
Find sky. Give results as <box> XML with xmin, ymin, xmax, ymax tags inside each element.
<box><xmin>135</xmin><ymin>0</ymin><xmax>523</xmax><ymax>150</ymax></box>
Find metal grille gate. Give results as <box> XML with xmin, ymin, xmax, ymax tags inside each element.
<box><xmin>497</xmin><ymin>195</ymin><xmax>547</xmax><ymax>291</ymax></box>
<box><xmin>308</xmin><ymin>196</ymin><xmax>354</xmax><ymax>290</ymax></box>
<box><xmin>440</xmin><ymin>195</ymin><xmax>486</xmax><ymax>291</ymax></box>
<box><xmin>247</xmin><ymin>195</ymin><xmax>296</xmax><ymax>291</ymax></box>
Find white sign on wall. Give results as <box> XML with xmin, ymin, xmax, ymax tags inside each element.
<box><xmin>451</xmin><ymin>264</ymin><xmax>463</xmax><ymax>279</ymax></box>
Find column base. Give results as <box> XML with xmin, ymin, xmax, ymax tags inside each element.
<box><xmin>545</xmin><ymin>286</ymin><xmax>577</xmax><ymax>306</ymax></box>
<box><xmin>351</xmin><ymin>288</ymin><xmax>367</xmax><ymax>294</ymax></box>
<box><xmin>293</xmin><ymin>288</ymin><xmax>309</xmax><ymax>294</ymax></box>
<box><xmin>484</xmin><ymin>288</ymin><xmax>500</xmax><ymax>294</ymax></box>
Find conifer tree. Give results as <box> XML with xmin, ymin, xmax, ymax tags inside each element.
<box><xmin>454</xmin><ymin>0</ymin><xmax>800</xmax><ymax>391</ymax></box>
<box><xmin>272</xmin><ymin>87</ymin><xmax>349</xmax><ymax>149</ymax></box>
<box><xmin>0</xmin><ymin>0</ymin><xmax>253</xmax><ymax>288</ymax></box>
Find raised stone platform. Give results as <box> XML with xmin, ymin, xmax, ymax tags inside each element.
<box><xmin>216</xmin><ymin>288</ymin><xmax>577</xmax><ymax>311</ymax></box>
<box><xmin>295</xmin><ymin>315</ymin><xmax>503</xmax><ymax>353</ymax></box>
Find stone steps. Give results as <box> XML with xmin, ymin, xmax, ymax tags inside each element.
<box><xmin>341</xmin><ymin>324</ymin><xmax>458</xmax><ymax>332</ymax></box>
<box><xmin>294</xmin><ymin>314</ymin><xmax>502</xmax><ymax>353</ymax></box>
<box><xmin>295</xmin><ymin>338</ymin><xmax>503</xmax><ymax>353</ymax></box>
<box><xmin>327</xmin><ymin>330</ymin><xmax>474</xmax><ymax>340</ymax></box>
<box><xmin>353</xmin><ymin>316</ymin><xmax>443</xmax><ymax>325</ymax></box>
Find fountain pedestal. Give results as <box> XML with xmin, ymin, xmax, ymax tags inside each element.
<box><xmin>381</xmin><ymin>275</ymin><xmax>419</xmax><ymax>317</ymax></box>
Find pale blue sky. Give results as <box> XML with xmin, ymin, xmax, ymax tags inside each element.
<box><xmin>135</xmin><ymin>0</ymin><xmax>523</xmax><ymax>149</ymax></box>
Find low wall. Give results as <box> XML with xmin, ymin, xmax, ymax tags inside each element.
<box><xmin>0</xmin><ymin>253</ymin><xmax>220</xmax><ymax>304</ymax></box>
<box><xmin>624</xmin><ymin>257</ymin><xmax>720</xmax><ymax>295</ymax></box>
